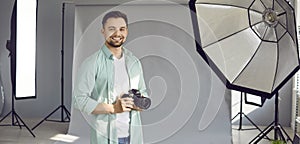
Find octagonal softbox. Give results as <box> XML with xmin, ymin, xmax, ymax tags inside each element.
<box><xmin>189</xmin><ymin>0</ymin><xmax>300</xmax><ymax>98</ymax></box>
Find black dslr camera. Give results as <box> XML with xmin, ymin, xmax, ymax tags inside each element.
<box><xmin>121</xmin><ymin>89</ymin><xmax>151</xmax><ymax>110</ymax></box>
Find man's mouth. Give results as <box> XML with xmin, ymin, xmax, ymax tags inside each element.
<box><xmin>111</xmin><ymin>37</ymin><xmax>122</xmax><ymax>41</ymax></box>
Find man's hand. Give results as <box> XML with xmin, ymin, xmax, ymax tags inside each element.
<box><xmin>112</xmin><ymin>96</ymin><xmax>134</xmax><ymax>113</ymax></box>
<box><xmin>131</xmin><ymin>104</ymin><xmax>143</xmax><ymax>111</ymax></box>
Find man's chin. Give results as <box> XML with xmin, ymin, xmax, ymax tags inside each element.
<box><xmin>107</xmin><ymin>42</ymin><xmax>123</xmax><ymax>48</ymax></box>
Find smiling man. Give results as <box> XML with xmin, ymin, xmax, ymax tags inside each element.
<box><xmin>73</xmin><ymin>11</ymin><xmax>148</xmax><ymax>144</ymax></box>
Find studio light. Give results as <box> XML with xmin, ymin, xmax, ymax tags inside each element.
<box><xmin>189</xmin><ymin>0</ymin><xmax>299</xmax><ymax>143</ymax></box>
<box><xmin>189</xmin><ymin>0</ymin><xmax>299</xmax><ymax>98</ymax></box>
<box><xmin>15</xmin><ymin>0</ymin><xmax>37</xmax><ymax>99</ymax></box>
<box><xmin>32</xmin><ymin>2</ymin><xmax>71</xmax><ymax>131</ymax></box>
<box><xmin>0</xmin><ymin>0</ymin><xmax>37</xmax><ymax>137</ymax></box>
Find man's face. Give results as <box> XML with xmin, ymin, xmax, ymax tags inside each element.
<box><xmin>101</xmin><ymin>17</ymin><xmax>128</xmax><ymax>48</ymax></box>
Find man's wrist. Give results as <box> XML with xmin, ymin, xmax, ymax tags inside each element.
<box><xmin>107</xmin><ymin>104</ymin><xmax>115</xmax><ymax>114</ymax></box>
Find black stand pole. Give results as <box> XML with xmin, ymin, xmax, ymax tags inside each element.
<box><xmin>232</xmin><ymin>92</ymin><xmax>263</xmax><ymax>131</ymax></box>
<box><xmin>250</xmin><ymin>92</ymin><xmax>292</xmax><ymax>144</ymax></box>
<box><xmin>32</xmin><ymin>2</ymin><xmax>70</xmax><ymax>131</ymax></box>
<box><xmin>0</xmin><ymin>39</ymin><xmax>35</xmax><ymax>137</ymax></box>
<box><xmin>0</xmin><ymin>93</ymin><xmax>35</xmax><ymax>137</ymax></box>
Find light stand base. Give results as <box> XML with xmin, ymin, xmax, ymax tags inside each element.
<box><xmin>250</xmin><ymin>122</ymin><xmax>292</xmax><ymax>143</ymax></box>
<box><xmin>249</xmin><ymin>92</ymin><xmax>292</xmax><ymax>144</ymax></box>
<box><xmin>0</xmin><ymin>110</ymin><xmax>35</xmax><ymax>137</ymax></box>
<box><xmin>232</xmin><ymin>112</ymin><xmax>263</xmax><ymax>131</ymax></box>
<box><xmin>232</xmin><ymin>92</ymin><xmax>264</xmax><ymax>132</ymax></box>
<box><xmin>31</xmin><ymin>105</ymin><xmax>70</xmax><ymax>130</ymax></box>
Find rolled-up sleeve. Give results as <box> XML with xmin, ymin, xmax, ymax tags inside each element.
<box><xmin>137</xmin><ymin>61</ymin><xmax>148</xmax><ymax>98</ymax></box>
<box><xmin>73</xmin><ymin>55</ymin><xmax>99</xmax><ymax>114</ymax></box>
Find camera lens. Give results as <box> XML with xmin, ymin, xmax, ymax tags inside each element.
<box><xmin>134</xmin><ymin>97</ymin><xmax>151</xmax><ymax>110</ymax></box>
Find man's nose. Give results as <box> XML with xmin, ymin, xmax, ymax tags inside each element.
<box><xmin>113</xmin><ymin>29</ymin><xmax>121</xmax><ymax>35</ymax></box>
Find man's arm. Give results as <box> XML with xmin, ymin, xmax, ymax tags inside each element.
<box><xmin>92</xmin><ymin>97</ymin><xmax>134</xmax><ymax>114</ymax></box>
<box><xmin>73</xmin><ymin>54</ymin><xmax>100</xmax><ymax>114</ymax></box>
<box><xmin>91</xmin><ymin>103</ymin><xmax>113</xmax><ymax>114</ymax></box>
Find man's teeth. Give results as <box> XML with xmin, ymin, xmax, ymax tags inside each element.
<box><xmin>112</xmin><ymin>37</ymin><xmax>121</xmax><ymax>40</ymax></box>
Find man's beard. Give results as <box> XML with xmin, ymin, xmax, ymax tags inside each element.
<box><xmin>106</xmin><ymin>36</ymin><xmax>125</xmax><ymax>48</ymax></box>
<box><xmin>106</xmin><ymin>40</ymin><xmax>124</xmax><ymax>48</ymax></box>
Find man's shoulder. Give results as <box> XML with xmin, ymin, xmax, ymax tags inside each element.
<box><xmin>81</xmin><ymin>49</ymin><xmax>104</xmax><ymax>66</ymax></box>
<box><xmin>85</xmin><ymin>50</ymin><xmax>101</xmax><ymax>61</ymax></box>
<box><xmin>123</xmin><ymin>48</ymin><xmax>139</xmax><ymax>60</ymax></box>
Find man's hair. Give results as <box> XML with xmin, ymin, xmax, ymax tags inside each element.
<box><xmin>102</xmin><ymin>11</ymin><xmax>128</xmax><ymax>28</ymax></box>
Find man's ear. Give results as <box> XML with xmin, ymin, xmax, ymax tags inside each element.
<box><xmin>101</xmin><ymin>28</ymin><xmax>104</xmax><ymax>34</ymax></box>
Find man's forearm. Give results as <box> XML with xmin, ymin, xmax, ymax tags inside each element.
<box><xmin>91</xmin><ymin>103</ymin><xmax>114</xmax><ymax>114</ymax></box>
<box><xmin>92</xmin><ymin>97</ymin><xmax>133</xmax><ymax>114</ymax></box>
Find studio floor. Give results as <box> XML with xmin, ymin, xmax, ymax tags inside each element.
<box><xmin>0</xmin><ymin>118</ymin><xmax>296</xmax><ymax>144</ymax></box>
<box><xmin>0</xmin><ymin>118</ymin><xmax>69</xmax><ymax>144</ymax></box>
<box><xmin>232</xmin><ymin>125</ymin><xmax>294</xmax><ymax>144</ymax></box>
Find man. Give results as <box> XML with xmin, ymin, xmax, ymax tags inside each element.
<box><xmin>73</xmin><ymin>11</ymin><xmax>148</xmax><ymax>144</ymax></box>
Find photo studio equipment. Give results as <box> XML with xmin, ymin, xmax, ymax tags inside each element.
<box><xmin>232</xmin><ymin>91</ymin><xmax>266</xmax><ymax>133</ymax></box>
<box><xmin>32</xmin><ymin>2</ymin><xmax>71</xmax><ymax>130</ymax></box>
<box><xmin>231</xmin><ymin>92</ymin><xmax>266</xmax><ymax>133</ymax></box>
<box><xmin>189</xmin><ymin>0</ymin><xmax>299</xmax><ymax>143</ymax></box>
<box><xmin>0</xmin><ymin>0</ymin><xmax>37</xmax><ymax>137</ymax></box>
<box><xmin>121</xmin><ymin>89</ymin><xmax>152</xmax><ymax>110</ymax></box>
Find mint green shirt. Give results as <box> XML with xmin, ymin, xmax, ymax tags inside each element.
<box><xmin>73</xmin><ymin>45</ymin><xmax>148</xmax><ymax>144</ymax></box>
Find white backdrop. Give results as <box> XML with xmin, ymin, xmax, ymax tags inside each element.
<box><xmin>60</xmin><ymin>0</ymin><xmax>232</xmax><ymax>143</ymax></box>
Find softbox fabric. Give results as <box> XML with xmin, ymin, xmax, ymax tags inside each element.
<box><xmin>190</xmin><ymin>0</ymin><xmax>300</xmax><ymax>98</ymax></box>
<box><xmin>9</xmin><ymin>0</ymin><xmax>37</xmax><ymax>99</ymax></box>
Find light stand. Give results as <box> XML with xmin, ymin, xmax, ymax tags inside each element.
<box><xmin>0</xmin><ymin>41</ymin><xmax>35</xmax><ymax>137</ymax></box>
<box><xmin>188</xmin><ymin>0</ymin><xmax>298</xmax><ymax>143</ymax></box>
<box><xmin>250</xmin><ymin>92</ymin><xmax>292</xmax><ymax>144</ymax></box>
<box><xmin>231</xmin><ymin>92</ymin><xmax>263</xmax><ymax>132</ymax></box>
<box><xmin>32</xmin><ymin>2</ymin><xmax>70</xmax><ymax>130</ymax></box>
<box><xmin>0</xmin><ymin>94</ymin><xmax>35</xmax><ymax>137</ymax></box>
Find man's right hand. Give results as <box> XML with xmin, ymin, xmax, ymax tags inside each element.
<box><xmin>91</xmin><ymin>96</ymin><xmax>134</xmax><ymax>114</ymax></box>
<box><xmin>112</xmin><ymin>97</ymin><xmax>134</xmax><ymax>113</ymax></box>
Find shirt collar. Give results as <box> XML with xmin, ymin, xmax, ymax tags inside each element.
<box><xmin>102</xmin><ymin>44</ymin><xmax>114</xmax><ymax>59</ymax></box>
<box><xmin>102</xmin><ymin>44</ymin><xmax>128</xmax><ymax>60</ymax></box>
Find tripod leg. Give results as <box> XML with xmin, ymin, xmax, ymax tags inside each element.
<box><xmin>253</xmin><ymin>125</ymin><xmax>274</xmax><ymax>144</ymax></box>
<box><xmin>243</xmin><ymin>114</ymin><xmax>259</xmax><ymax>130</ymax></box>
<box><xmin>278</xmin><ymin>124</ymin><xmax>292</xmax><ymax>141</ymax></box>
<box><xmin>231</xmin><ymin>112</ymin><xmax>241</xmax><ymax>121</ymax></box>
<box><xmin>14</xmin><ymin>112</ymin><xmax>35</xmax><ymax>137</ymax></box>
<box><xmin>0</xmin><ymin>111</ymin><xmax>12</xmax><ymax>122</ymax></box>
<box><xmin>13</xmin><ymin>113</ymin><xmax>22</xmax><ymax>129</ymax></box>
<box><xmin>243</xmin><ymin>113</ymin><xmax>270</xmax><ymax>140</ymax></box>
<box><xmin>274</xmin><ymin>126</ymin><xmax>285</xmax><ymax>141</ymax></box>
<box><xmin>249</xmin><ymin>122</ymin><xmax>274</xmax><ymax>144</ymax></box>
<box><xmin>31</xmin><ymin>106</ymin><xmax>61</xmax><ymax>130</ymax></box>
<box><xmin>63</xmin><ymin>106</ymin><xmax>71</xmax><ymax>117</ymax></box>
<box><xmin>62</xmin><ymin>106</ymin><xmax>70</xmax><ymax>121</ymax></box>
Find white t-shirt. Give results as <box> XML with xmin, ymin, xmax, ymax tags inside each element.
<box><xmin>112</xmin><ymin>55</ymin><xmax>130</xmax><ymax>138</ymax></box>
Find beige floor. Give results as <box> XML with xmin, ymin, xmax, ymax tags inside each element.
<box><xmin>0</xmin><ymin>118</ymin><xmax>69</xmax><ymax>144</ymax></box>
<box><xmin>232</xmin><ymin>125</ymin><xmax>295</xmax><ymax>144</ymax></box>
<box><xmin>0</xmin><ymin>118</ymin><xmax>296</xmax><ymax>144</ymax></box>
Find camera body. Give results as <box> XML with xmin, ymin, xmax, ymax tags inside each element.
<box><xmin>121</xmin><ymin>89</ymin><xmax>151</xmax><ymax>110</ymax></box>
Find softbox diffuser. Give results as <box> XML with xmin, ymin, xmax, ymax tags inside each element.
<box><xmin>189</xmin><ymin>0</ymin><xmax>300</xmax><ymax>98</ymax></box>
<box><xmin>10</xmin><ymin>0</ymin><xmax>37</xmax><ymax>99</ymax></box>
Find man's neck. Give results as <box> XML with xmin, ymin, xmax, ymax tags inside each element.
<box><xmin>106</xmin><ymin>43</ymin><xmax>123</xmax><ymax>59</ymax></box>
